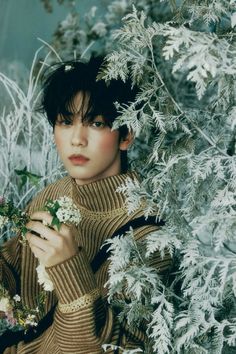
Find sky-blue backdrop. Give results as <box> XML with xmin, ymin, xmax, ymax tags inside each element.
<box><xmin>0</xmin><ymin>0</ymin><xmax>104</xmax><ymax>68</ymax></box>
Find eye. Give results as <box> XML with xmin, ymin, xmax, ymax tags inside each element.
<box><xmin>56</xmin><ymin>115</ymin><xmax>73</xmax><ymax>126</ymax></box>
<box><xmin>61</xmin><ymin>119</ymin><xmax>73</xmax><ymax>126</ymax></box>
<box><xmin>90</xmin><ymin>116</ymin><xmax>107</xmax><ymax>129</ymax></box>
<box><xmin>91</xmin><ymin>121</ymin><xmax>105</xmax><ymax>128</ymax></box>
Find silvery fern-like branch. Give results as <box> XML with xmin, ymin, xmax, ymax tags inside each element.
<box><xmin>145</xmin><ymin>228</ymin><xmax>182</xmax><ymax>259</ymax></box>
<box><xmin>103</xmin><ymin>344</ymin><xmax>143</xmax><ymax>354</ymax></box>
<box><xmin>180</xmin><ymin>0</ymin><xmax>235</xmax><ymax>25</ymax></box>
<box><xmin>0</xmin><ymin>47</ymin><xmax>63</xmax><ymax>241</ymax></box>
<box><xmin>161</xmin><ymin>26</ymin><xmax>236</xmax><ymax>100</ymax></box>
<box><xmin>147</xmin><ymin>294</ymin><xmax>174</xmax><ymax>354</ymax></box>
<box><xmin>116</xmin><ymin>175</ymin><xmax>159</xmax><ymax>218</ymax></box>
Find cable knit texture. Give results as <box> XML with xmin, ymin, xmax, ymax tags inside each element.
<box><xmin>0</xmin><ymin>172</ymin><xmax>172</xmax><ymax>353</ymax></box>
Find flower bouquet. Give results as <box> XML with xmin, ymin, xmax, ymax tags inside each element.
<box><xmin>0</xmin><ymin>195</ymin><xmax>81</xmax><ymax>333</ymax></box>
<box><xmin>0</xmin><ymin>285</ymin><xmax>39</xmax><ymax>335</ymax></box>
<box><xmin>0</xmin><ymin>197</ymin><xmax>29</xmax><ymax>241</ymax></box>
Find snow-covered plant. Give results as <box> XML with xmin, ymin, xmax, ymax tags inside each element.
<box><xmin>103</xmin><ymin>344</ymin><xmax>143</xmax><ymax>354</ymax></box>
<box><xmin>100</xmin><ymin>2</ymin><xmax>236</xmax><ymax>353</ymax></box>
<box><xmin>1</xmin><ymin>0</ymin><xmax>236</xmax><ymax>351</ymax></box>
<box><xmin>38</xmin><ymin>0</ymin><xmax>171</xmax><ymax>62</ymax></box>
<box><xmin>104</xmin><ymin>228</ymin><xmax>176</xmax><ymax>353</ymax></box>
<box><xmin>0</xmin><ymin>48</ymin><xmax>64</xmax><ymax>243</ymax></box>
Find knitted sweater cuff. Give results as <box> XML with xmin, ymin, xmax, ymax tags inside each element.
<box><xmin>46</xmin><ymin>250</ymin><xmax>97</xmax><ymax>304</ymax></box>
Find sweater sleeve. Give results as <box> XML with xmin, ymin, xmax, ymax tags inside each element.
<box><xmin>2</xmin><ymin>209</ymin><xmax>172</xmax><ymax>353</ymax></box>
<box><xmin>45</xmin><ymin>249</ymin><xmax>113</xmax><ymax>353</ymax></box>
<box><xmin>0</xmin><ymin>235</ymin><xmax>21</xmax><ymax>297</ymax></box>
<box><xmin>28</xmin><ymin>224</ymin><xmax>172</xmax><ymax>354</ymax></box>
<box><xmin>37</xmin><ymin>225</ymin><xmax>171</xmax><ymax>354</ymax></box>
<box><xmin>2</xmin><ymin>249</ymin><xmax>112</xmax><ymax>354</ymax></box>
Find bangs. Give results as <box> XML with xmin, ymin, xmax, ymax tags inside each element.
<box><xmin>58</xmin><ymin>91</ymin><xmax>114</xmax><ymax>127</ymax></box>
<box><xmin>58</xmin><ymin>91</ymin><xmax>91</xmax><ymax>119</ymax></box>
<box><xmin>41</xmin><ymin>56</ymin><xmax>137</xmax><ymax>129</ymax></box>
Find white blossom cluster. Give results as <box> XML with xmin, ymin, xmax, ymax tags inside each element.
<box><xmin>0</xmin><ymin>294</ymin><xmax>21</xmax><ymax>314</ymax></box>
<box><xmin>0</xmin><ymin>297</ymin><xmax>12</xmax><ymax>313</ymax></box>
<box><xmin>36</xmin><ymin>263</ymin><xmax>54</xmax><ymax>292</ymax></box>
<box><xmin>56</xmin><ymin>196</ymin><xmax>81</xmax><ymax>226</ymax></box>
<box><xmin>24</xmin><ymin>314</ymin><xmax>38</xmax><ymax>327</ymax></box>
<box><xmin>37</xmin><ymin>196</ymin><xmax>81</xmax><ymax>291</ymax></box>
<box><xmin>0</xmin><ymin>287</ymin><xmax>39</xmax><ymax>333</ymax></box>
<box><xmin>1</xmin><ymin>0</ymin><xmax>236</xmax><ymax>350</ymax></box>
<box><xmin>0</xmin><ymin>215</ymin><xmax>9</xmax><ymax>229</ymax></box>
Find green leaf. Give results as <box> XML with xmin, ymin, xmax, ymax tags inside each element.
<box><xmin>51</xmin><ymin>216</ymin><xmax>61</xmax><ymax>231</ymax></box>
<box><xmin>15</xmin><ymin>167</ymin><xmax>42</xmax><ymax>189</ymax></box>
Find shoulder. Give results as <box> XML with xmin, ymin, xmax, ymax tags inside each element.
<box><xmin>27</xmin><ymin>175</ymin><xmax>72</xmax><ymax>214</ymax></box>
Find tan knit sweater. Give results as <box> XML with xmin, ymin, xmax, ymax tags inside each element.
<box><xmin>0</xmin><ymin>172</ymin><xmax>171</xmax><ymax>354</ymax></box>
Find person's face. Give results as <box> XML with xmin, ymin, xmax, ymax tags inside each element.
<box><xmin>54</xmin><ymin>92</ymin><xmax>130</xmax><ymax>185</ymax></box>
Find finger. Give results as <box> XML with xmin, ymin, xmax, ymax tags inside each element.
<box><xmin>30</xmin><ymin>211</ymin><xmax>53</xmax><ymax>225</ymax></box>
<box><xmin>30</xmin><ymin>211</ymin><xmax>66</xmax><ymax>234</ymax></box>
<box><xmin>26</xmin><ymin>233</ymin><xmax>48</xmax><ymax>252</ymax></box>
<box><xmin>30</xmin><ymin>245</ymin><xmax>47</xmax><ymax>262</ymax></box>
<box><xmin>58</xmin><ymin>223</ymin><xmax>73</xmax><ymax>237</ymax></box>
<box><xmin>26</xmin><ymin>220</ymin><xmax>57</xmax><ymax>242</ymax></box>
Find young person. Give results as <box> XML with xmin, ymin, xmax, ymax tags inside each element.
<box><xmin>0</xmin><ymin>57</ymin><xmax>171</xmax><ymax>353</ymax></box>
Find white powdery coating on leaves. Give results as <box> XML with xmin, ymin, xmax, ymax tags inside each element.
<box><xmin>231</xmin><ymin>12</ymin><xmax>236</xmax><ymax>28</ymax></box>
<box><xmin>91</xmin><ymin>22</ymin><xmax>107</xmax><ymax>37</ymax></box>
<box><xmin>36</xmin><ymin>264</ymin><xmax>54</xmax><ymax>291</ymax></box>
<box><xmin>0</xmin><ymin>297</ymin><xmax>12</xmax><ymax>313</ymax></box>
<box><xmin>56</xmin><ymin>196</ymin><xmax>81</xmax><ymax>226</ymax></box>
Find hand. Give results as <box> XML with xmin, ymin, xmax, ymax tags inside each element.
<box><xmin>26</xmin><ymin>211</ymin><xmax>78</xmax><ymax>268</ymax></box>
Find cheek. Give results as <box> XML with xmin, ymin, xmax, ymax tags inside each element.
<box><xmin>54</xmin><ymin>130</ymin><xmax>66</xmax><ymax>154</ymax></box>
<box><xmin>95</xmin><ymin>131</ymin><xmax>120</xmax><ymax>153</ymax></box>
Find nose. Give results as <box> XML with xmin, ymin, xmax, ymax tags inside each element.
<box><xmin>71</xmin><ymin>122</ymin><xmax>87</xmax><ymax>146</ymax></box>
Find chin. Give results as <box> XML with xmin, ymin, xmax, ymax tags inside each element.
<box><xmin>69</xmin><ymin>170</ymin><xmax>93</xmax><ymax>181</ymax></box>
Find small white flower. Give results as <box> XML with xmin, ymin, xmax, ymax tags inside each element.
<box><xmin>25</xmin><ymin>314</ymin><xmax>38</xmax><ymax>327</ymax></box>
<box><xmin>0</xmin><ymin>215</ymin><xmax>9</xmax><ymax>228</ymax></box>
<box><xmin>56</xmin><ymin>197</ymin><xmax>81</xmax><ymax>226</ymax></box>
<box><xmin>37</xmin><ymin>197</ymin><xmax>81</xmax><ymax>290</ymax></box>
<box><xmin>36</xmin><ymin>263</ymin><xmax>54</xmax><ymax>291</ymax></box>
<box><xmin>64</xmin><ymin>64</ymin><xmax>74</xmax><ymax>72</ymax></box>
<box><xmin>13</xmin><ymin>294</ymin><xmax>21</xmax><ymax>302</ymax></box>
<box><xmin>0</xmin><ymin>297</ymin><xmax>12</xmax><ymax>313</ymax></box>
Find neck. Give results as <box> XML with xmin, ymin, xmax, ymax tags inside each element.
<box><xmin>71</xmin><ymin>171</ymin><xmax>138</xmax><ymax>212</ymax></box>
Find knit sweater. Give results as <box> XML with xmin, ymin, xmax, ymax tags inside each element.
<box><xmin>0</xmin><ymin>172</ymin><xmax>171</xmax><ymax>354</ymax></box>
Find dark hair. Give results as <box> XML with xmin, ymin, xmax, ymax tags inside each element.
<box><xmin>41</xmin><ymin>56</ymin><xmax>138</xmax><ymax>172</ymax></box>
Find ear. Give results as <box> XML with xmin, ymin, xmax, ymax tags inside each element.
<box><xmin>119</xmin><ymin>131</ymin><xmax>134</xmax><ymax>151</ymax></box>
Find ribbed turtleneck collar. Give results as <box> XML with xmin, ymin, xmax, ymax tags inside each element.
<box><xmin>70</xmin><ymin>171</ymin><xmax>139</xmax><ymax>212</ymax></box>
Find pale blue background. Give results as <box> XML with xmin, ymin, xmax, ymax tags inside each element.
<box><xmin>0</xmin><ymin>0</ymin><xmax>105</xmax><ymax>67</ymax></box>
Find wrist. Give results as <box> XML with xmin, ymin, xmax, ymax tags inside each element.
<box><xmin>46</xmin><ymin>249</ymin><xmax>97</xmax><ymax>303</ymax></box>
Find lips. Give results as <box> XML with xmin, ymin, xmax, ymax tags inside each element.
<box><xmin>68</xmin><ymin>154</ymin><xmax>89</xmax><ymax>165</ymax></box>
